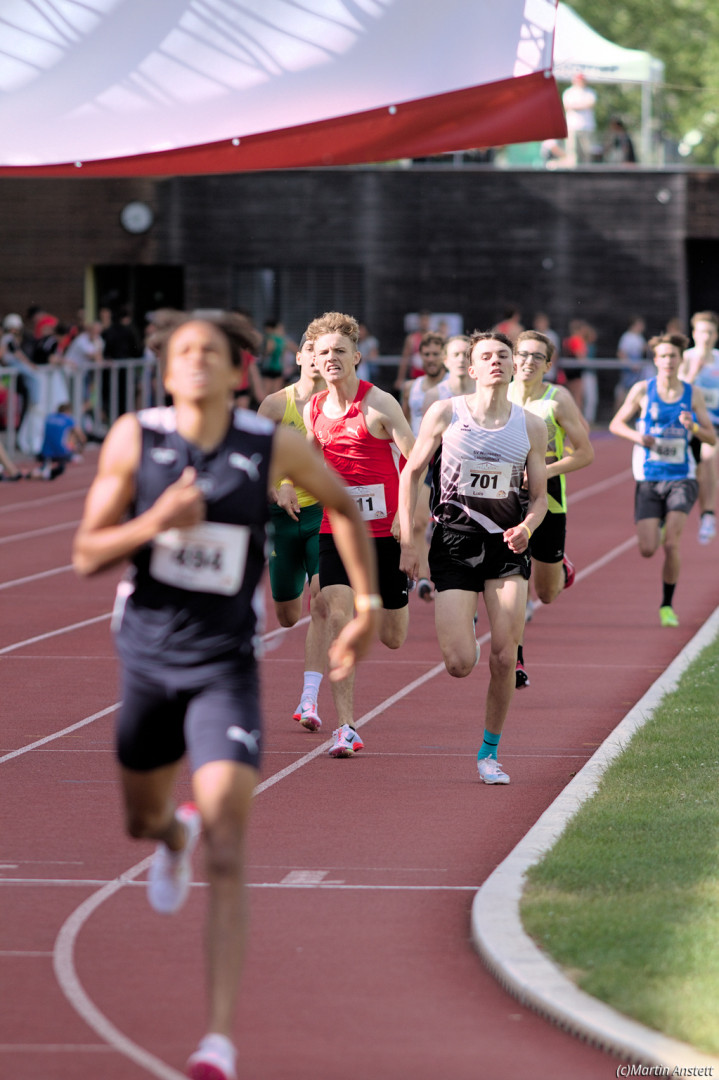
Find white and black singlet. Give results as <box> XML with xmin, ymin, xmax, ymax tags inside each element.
<box><xmin>430</xmin><ymin>396</ymin><xmax>530</xmax><ymax>535</ymax></box>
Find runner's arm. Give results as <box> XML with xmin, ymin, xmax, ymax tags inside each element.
<box><xmin>73</xmin><ymin>414</ymin><xmax>205</xmax><ymax>576</ymax></box>
<box><xmin>504</xmin><ymin>413</ymin><xmax>548</xmax><ymax>554</ymax></box>
<box><xmin>373</xmin><ymin>389</ymin><xmax>416</xmax><ymax>461</ymax></box>
<box><xmin>687</xmin><ymin>387</ymin><xmax>717</xmax><ymax>445</ymax></box>
<box><xmin>258</xmin><ymin>392</ymin><xmax>301</xmax><ymax>515</ymax></box>
<box><xmin>550</xmin><ymin>388</ymin><xmax>595</xmax><ymax>477</ymax></box>
<box><xmin>398</xmin><ymin>400</ymin><xmax>450</xmax><ymax>580</ymax></box>
<box><xmin>609</xmin><ymin>381</ymin><xmax>650</xmax><ymax>446</ymax></box>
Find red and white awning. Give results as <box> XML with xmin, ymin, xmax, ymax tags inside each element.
<box><xmin>0</xmin><ymin>0</ymin><xmax>566</xmax><ymax>176</ymax></box>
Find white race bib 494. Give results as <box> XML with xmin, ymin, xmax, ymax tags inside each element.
<box><xmin>151</xmin><ymin>522</ymin><xmax>249</xmax><ymax>595</ymax></box>
<box><xmin>458</xmin><ymin>459</ymin><xmax>512</xmax><ymax>499</ymax></box>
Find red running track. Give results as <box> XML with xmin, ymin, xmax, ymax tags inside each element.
<box><xmin>2</xmin><ymin>434</ymin><xmax>718</xmax><ymax>1080</ymax></box>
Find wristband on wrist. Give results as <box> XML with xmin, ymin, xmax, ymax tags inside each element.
<box><xmin>693</xmin><ymin>422</ymin><xmax>700</xmax><ymax>435</ymax></box>
<box><xmin>355</xmin><ymin>593</ymin><xmax>382</xmax><ymax>612</ymax></box>
<box><xmin>518</xmin><ymin>522</ymin><xmax>532</xmax><ymax>540</ymax></box>
<box><xmin>279</xmin><ymin>478</ymin><xmax>294</xmax><ymax>487</ymax></box>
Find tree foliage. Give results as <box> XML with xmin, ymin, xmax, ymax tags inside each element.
<box><xmin>563</xmin><ymin>1</ymin><xmax>719</xmax><ymax>164</ymax></box>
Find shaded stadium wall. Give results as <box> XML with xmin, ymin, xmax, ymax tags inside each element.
<box><xmin>0</xmin><ymin>167</ymin><xmax>711</xmax><ymax>415</ymax></box>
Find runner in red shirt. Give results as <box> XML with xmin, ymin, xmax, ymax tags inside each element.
<box><xmin>305</xmin><ymin>311</ymin><xmax>416</xmax><ymax>757</ymax></box>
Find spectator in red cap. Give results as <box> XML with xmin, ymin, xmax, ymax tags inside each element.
<box><xmin>32</xmin><ymin>315</ymin><xmax>61</xmax><ymax>366</ymax></box>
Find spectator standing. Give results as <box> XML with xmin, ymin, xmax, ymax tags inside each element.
<box><xmin>561</xmin><ymin>319</ymin><xmax>588</xmax><ymax>414</ymax></box>
<box><xmin>102</xmin><ymin>306</ymin><xmax>142</xmax><ymax>418</ymax></box>
<box><xmin>493</xmin><ymin>306</ymin><xmax>524</xmax><ymax>344</ymax></box>
<box><xmin>615</xmin><ymin>317</ymin><xmax>647</xmax><ymax>408</ymax></box>
<box><xmin>357</xmin><ymin>322</ymin><xmax>380</xmax><ymax>383</ymax></box>
<box><xmin>605</xmin><ymin>117</ymin><xmax>637</xmax><ymax>164</ymax></box>
<box><xmin>1</xmin><ymin>313</ymin><xmax>35</xmax><ymax>426</ymax></box>
<box><xmin>562</xmin><ymin>73</ymin><xmax>597</xmax><ymax>164</ymax></box>
<box><xmin>395</xmin><ymin>310</ymin><xmax>432</xmax><ymax>390</ymax></box>
<box><xmin>532</xmin><ymin>313</ymin><xmax>561</xmax><ymax>381</ymax></box>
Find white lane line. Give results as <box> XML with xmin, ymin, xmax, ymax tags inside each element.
<box><xmin>3</xmin><ymin>878</ymin><xmax>477</xmax><ymax>892</ymax></box>
<box><xmin>0</xmin><ymin>614</ymin><xmax>111</xmax><ymax>656</ymax></box>
<box><xmin>48</xmin><ymin>525</ymin><xmax>635</xmax><ymax>1078</ymax></box>
<box><xmin>0</xmin><ymin>520</ymin><xmax>77</xmax><ymax>545</ymax></box>
<box><xmin>575</xmin><ymin>536</ymin><xmax>637</xmax><ymax>583</ymax></box>
<box><xmin>0</xmin><ymin>706</ymin><xmax>119</xmax><ymax>765</ymax></box>
<box><xmin>567</xmin><ymin>468</ymin><xmax>632</xmax><ymax>504</ymax></box>
<box><xmin>0</xmin><ymin>619</ymin><xmax>310</xmax><ymax>761</ymax></box>
<box><xmin>0</xmin><ymin>487</ymin><xmax>89</xmax><ymax>513</ymax></box>
<box><xmin>0</xmin><ymin>564</ymin><xmax>73</xmax><ymax>591</ymax></box>
<box><xmin>0</xmin><ymin>1045</ymin><xmax>115</xmax><ymax>1053</ymax></box>
<box><xmin>53</xmin><ymin>859</ymin><xmax>187</xmax><ymax>1080</ymax></box>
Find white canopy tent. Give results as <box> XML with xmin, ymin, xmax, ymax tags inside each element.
<box><xmin>553</xmin><ymin>3</ymin><xmax>665</xmax><ymax>161</ymax></box>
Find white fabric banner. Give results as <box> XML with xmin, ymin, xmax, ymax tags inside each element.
<box><xmin>0</xmin><ymin>0</ymin><xmax>563</xmax><ymax>171</ymax></box>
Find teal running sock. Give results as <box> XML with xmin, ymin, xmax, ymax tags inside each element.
<box><xmin>477</xmin><ymin>729</ymin><xmax>501</xmax><ymax>761</ymax></box>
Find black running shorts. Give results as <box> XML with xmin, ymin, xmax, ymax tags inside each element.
<box><xmin>117</xmin><ymin>657</ymin><xmax>262</xmax><ymax>774</ymax></box>
<box><xmin>429</xmin><ymin>523</ymin><xmax>531</xmax><ymax>593</ymax></box>
<box><xmin>319</xmin><ymin>533</ymin><xmax>409</xmax><ymax>610</ymax></box>
<box><xmin>529</xmin><ymin>511</ymin><xmax>566</xmax><ymax>565</ymax></box>
<box><xmin>634</xmin><ymin>479</ymin><xmax>699</xmax><ymax>522</ymax></box>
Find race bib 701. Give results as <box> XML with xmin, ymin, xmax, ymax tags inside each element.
<box><xmin>458</xmin><ymin>459</ymin><xmax>512</xmax><ymax>499</ymax></box>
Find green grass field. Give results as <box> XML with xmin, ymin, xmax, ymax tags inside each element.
<box><xmin>520</xmin><ymin>634</ymin><xmax>719</xmax><ymax>1054</ymax></box>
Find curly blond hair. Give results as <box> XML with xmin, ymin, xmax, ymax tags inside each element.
<box><xmin>305</xmin><ymin>311</ymin><xmax>360</xmax><ymax>345</ymax></box>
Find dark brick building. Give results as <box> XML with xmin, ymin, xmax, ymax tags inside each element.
<box><xmin>2</xmin><ymin>165</ymin><xmax>717</xmax><ymax>367</ymax></box>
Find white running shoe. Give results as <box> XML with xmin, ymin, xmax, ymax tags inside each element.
<box><xmin>328</xmin><ymin>724</ymin><xmax>364</xmax><ymax>757</ymax></box>
<box><xmin>147</xmin><ymin>803</ymin><xmax>201</xmax><ymax>914</ymax></box>
<box><xmin>293</xmin><ymin>700</ymin><xmax>322</xmax><ymax>732</ymax></box>
<box><xmin>477</xmin><ymin>757</ymin><xmax>510</xmax><ymax>785</ymax></box>
<box><xmin>187</xmin><ymin>1033</ymin><xmax>237</xmax><ymax>1080</ymax></box>
<box><xmin>698</xmin><ymin>514</ymin><xmax>716</xmax><ymax>545</ymax></box>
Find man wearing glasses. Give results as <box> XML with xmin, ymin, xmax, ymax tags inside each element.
<box><xmin>508</xmin><ymin>330</ymin><xmax>594</xmax><ymax>687</ymax></box>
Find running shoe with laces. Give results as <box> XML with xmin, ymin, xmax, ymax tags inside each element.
<box><xmin>187</xmin><ymin>1033</ymin><xmax>237</xmax><ymax>1080</ymax></box>
<box><xmin>698</xmin><ymin>513</ymin><xmax>716</xmax><ymax>545</ymax></box>
<box><xmin>147</xmin><ymin>802</ymin><xmax>201</xmax><ymax>914</ymax></box>
<box><xmin>562</xmin><ymin>554</ymin><xmax>576</xmax><ymax>589</ymax></box>
<box><xmin>417</xmin><ymin>577</ymin><xmax>434</xmax><ymax>601</ymax></box>
<box><xmin>328</xmin><ymin>724</ymin><xmax>364</xmax><ymax>757</ymax></box>
<box><xmin>477</xmin><ymin>757</ymin><xmax>510</xmax><ymax>785</ymax></box>
<box><xmin>515</xmin><ymin>660</ymin><xmax>530</xmax><ymax>689</ymax></box>
<box><xmin>292</xmin><ymin>700</ymin><xmax>322</xmax><ymax>732</ymax></box>
<box><xmin>659</xmin><ymin>605</ymin><xmax>679</xmax><ymax>628</ymax></box>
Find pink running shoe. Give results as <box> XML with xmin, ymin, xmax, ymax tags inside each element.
<box><xmin>563</xmin><ymin>555</ymin><xmax>576</xmax><ymax>589</ymax></box>
<box><xmin>187</xmin><ymin>1033</ymin><xmax>237</xmax><ymax>1080</ymax></box>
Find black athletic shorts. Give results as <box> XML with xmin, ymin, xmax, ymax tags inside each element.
<box><xmin>429</xmin><ymin>523</ymin><xmax>531</xmax><ymax>593</ymax></box>
<box><xmin>529</xmin><ymin>511</ymin><xmax>566</xmax><ymax>564</ymax></box>
<box><xmin>117</xmin><ymin>657</ymin><xmax>262</xmax><ymax>774</ymax></box>
<box><xmin>634</xmin><ymin>479</ymin><xmax>699</xmax><ymax>522</ymax></box>
<box><xmin>319</xmin><ymin>533</ymin><xmax>409</xmax><ymax>610</ymax></box>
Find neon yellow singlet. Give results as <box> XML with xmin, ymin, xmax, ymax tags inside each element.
<box><xmin>508</xmin><ymin>382</ymin><xmax>566</xmax><ymax>514</ymax></box>
<box><xmin>278</xmin><ymin>384</ymin><xmax>317</xmax><ymax>508</ymax></box>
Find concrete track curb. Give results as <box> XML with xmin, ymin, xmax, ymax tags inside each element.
<box><xmin>472</xmin><ymin>607</ymin><xmax>719</xmax><ymax>1071</ymax></box>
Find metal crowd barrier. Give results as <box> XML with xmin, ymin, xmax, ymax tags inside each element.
<box><xmin>0</xmin><ymin>357</ymin><xmax>157</xmax><ymax>455</ymax></box>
